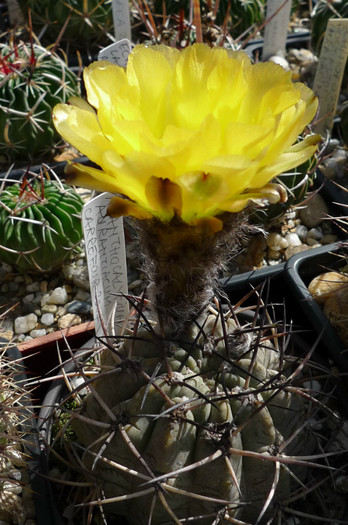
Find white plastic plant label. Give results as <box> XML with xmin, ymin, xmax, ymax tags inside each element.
<box><xmin>262</xmin><ymin>0</ymin><xmax>292</xmax><ymax>60</ymax></box>
<box><xmin>82</xmin><ymin>192</ymin><xmax>128</xmax><ymax>338</ymax></box>
<box><xmin>313</xmin><ymin>18</ymin><xmax>348</xmax><ymax>136</ymax></box>
<box><xmin>112</xmin><ymin>0</ymin><xmax>131</xmax><ymax>42</ymax></box>
<box><xmin>98</xmin><ymin>39</ymin><xmax>132</xmax><ymax>66</ymax></box>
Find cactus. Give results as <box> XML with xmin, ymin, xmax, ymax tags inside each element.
<box><xmin>311</xmin><ymin>0</ymin><xmax>348</xmax><ymax>53</ymax></box>
<box><xmin>45</xmin><ymin>41</ymin><xmax>332</xmax><ymax>524</ymax></box>
<box><xmin>0</xmin><ymin>40</ymin><xmax>80</xmax><ymax>163</ymax></box>
<box><xmin>0</xmin><ymin>173</ymin><xmax>84</xmax><ymax>272</ymax></box>
<box><xmin>17</xmin><ymin>0</ymin><xmax>113</xmax><ymax>51</ymax></box>
<box><xmin>151</xmin><ymin>0</ymin><xmax>266</xmax><ymax>40</ymax></box>
<box><xmin>0</xmin><ymin>344</ymin><xmax>33</xmax><ymax>525</ymax></box>
<box><xmin>44</xmin><ymin>283</ymin><xmax>347</xmax><ymax>524</ymax></box>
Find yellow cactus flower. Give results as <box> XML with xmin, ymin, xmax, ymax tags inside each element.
<box><xmin>53</xmin><ymin>44</ymin><xmax>320</xmax><ymax>226</ymax></box>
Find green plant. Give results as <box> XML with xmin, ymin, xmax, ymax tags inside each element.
<box><xmin>45</xmin><ymin>40</ymin><xmax>336</xmax><ymax>525</ymax></box>
<box><xmin>0</xmin><ymin>173</ymin><xmax>84</xmax><ymax>272</ymax></box>
<box><xmin>311</xmin><ymin>0</ymin><xmax>348</xmax><ymax>53</ymax></box>
<box><xmin>45</xmin><ymin>285</ymin><xmax>347</xmax><ymax>524</ymax></box>
<box><xmin>18</xmin><ymin>0</ymin><xmax>113</xmax><ymax>51</ymax></box>
<box><xmin>135</xmin><ymin>0</ymin><xmax>265</xmax><ymax>46</ymax></box>
<box><xmin>0</xmin><ymin>39</ymin><xmax>80</xmax><ymax>164</ymax></box>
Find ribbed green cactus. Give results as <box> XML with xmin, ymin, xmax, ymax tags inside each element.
<box><xmin>18</xmin><ymin>0</ymin><xmax>113</xmax><ymax>50</ymax></box>
<box><xmin>0</xmin><ymin>176</ymin><xmax>84</xmax><ymax>272</ymax></box>
<box><xmin>0</xmin><ymin>41</ymin><xmax>80</xmax><ymax>163</ymax></box>
<box><xmin>71</xmin><ymin>312</ymin><xmax>306</xmax><ymax>524</ymax></box>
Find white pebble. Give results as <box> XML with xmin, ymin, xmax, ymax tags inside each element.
<box><xmin>41</xmin><ymin>304</ymin><xmax>57</xmax><ymax>314</ymax></box>
<box><xmin>14</xmin><ymin>314</ymin><xmax>38</xmax><ymax>335</ymax></box>
<box><xmin>266</xmin><ymin>232</ymin><xmax>289</xmax><ymax>251</ymax></box>
<box><xmin>30</xmin><ymin>329</ymin><xmax>47</xmax><ymax>338</ymax></box>
<box><xmin>46</xmin><ymin>286</ymin><xmax>68</xmax><ymax>305</ymax></box>
<box><xmin>58</xmin><ymin>314</ymin><xmax>82</xmax><ymax>330</ymax></box>
<box><xmin>307</xmin><ymin>227</ymin><xmax>323</xmax><ymax>241</ymax></box>
<box><xmin>295</xmin><ymin>224</ymin><xmax>308</xmax><ymax>241</ymax></box>
<box><xmin>41</xmin><ymin>313</ymin><xmax>55</xmax><ymax>326</ymax></box>
<box><xmin>284</xmin><ymin>232</ymin><xmax>301</xmax><ymax>247</ymax></box>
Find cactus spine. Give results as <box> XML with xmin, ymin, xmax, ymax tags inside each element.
<box><xmin>0</xmin><ymin>40</ymin><xmax>80</xmax><ymax>163</ymax></box>
<box><xmin>0</xmin><ymin>174</ymin><xmax>84</xmax><ymax>272</ymax></box>
<box><xmin>17</xmin><ymin>0</ymin><xmax>113</xmax><ymax>51</ymax></box>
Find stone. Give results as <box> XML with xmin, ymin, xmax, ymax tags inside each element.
<box><xmin>30</xmin><ymin>329</ymin><xmax>47</xmax><ymax>338</ymax></box>
<box><xmin>58</xmin><ymin>314</ymin><xmax>82</xmax><ymax>330</ymax></box>
<box><xmin>308</xmin><ymin>271</ymin><xmax>348</xmax><ymax>304</ymax></box>
<box><xmin>22</xmin><ymin>293</ymin><xmax>37</xmax><ymax>313</ymax></box>
<box><xmin>14</xmin><ymin>313</ymin><xmax>38</xmax><ymax>335</ymax></box>
<box><xmin>66</xmin><ymin>301</ymin><xmax>91</xmax><ymax>315</ymax></box>
<box><xmin>41</xmin><ymin>304</ymin><xmax>58</xmax><ymax>314</ymax></box>
<box><xmin>284</xmin><ymin>232</ymin><xmax>301</xmax><ymax>248</ymax></box>
<box><xmin>46</xmin><ymin>287</ymin><xmax>69</xmax><ymax>305</ymax></box>
<box><xmin>74</xmin><ymin>289</ymin><xmax>91</xmax><ymax>302</ymax></box>
<box><xmin>323</xmin><ymin>285</ymin><xmax>348</xmax><ymax>345</ymax></box>
<box><xmin>284</xmin><ymin>244</ymin><xmax>311</xmax><ymax>260</ymax></box>
<box><xmin>306</xmin><ymin>227</ymin><xmax>323</xmax><ymax>241</ymax></box>
<box><xmin>267</xmin><ymin>249</ymin><xmax>283</xmax><ymax>261</ymax></box>
<box><xmin>41</xmin><ymin>313</ymin><xmax>55</xmax><ymax>326</ymax></box>
<box><xmin>25</xmin><ymin>281</ymin><xmax>40</xmax><ymax>293</ymax></box>
<box><xmin>299</xmin><ymin>194</ymin><xmax>329</xmax><ymax>228</ymax></box>
<box><xmin>306</xmin><ymin>238</ymin><xmax>321</xmax><ymax>247</ymax></box>
<box><xmin>295</xmin><ymin>224</ymin><xmax>308</xmax><ymax>242</ymax></box>
<box><xmin>266</xmin><ymin>232</ymin><xmax>289</xmax><ymax>251</ymax></box>
<box><xmin>72</xmin><ymin>267</ymin><xmax>90</xmax><ymax>291</ymax></box>
<box><xmin>319</xmin><ymin>148</ymin><xmax>348</xmax><ymax>180</ymax></box>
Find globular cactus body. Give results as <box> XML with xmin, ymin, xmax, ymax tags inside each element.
<box><xmin>0</xmin><ymin>42</ymin><xmax>80</xmax><ymax>163</ymax></box>
<box><xmin>73</xmin><ymin>313</ymin><xmax>306</xmax><ymax>524</ymax></box>
<box><xmin>0</xmin><ymin>177</ymin><xmax>84</xmax><ymax>272</ymax></box>
<box><xmin>18</xmin><ymin>0</ymin><xmax>113</xmax><ymax>50</ymax></box>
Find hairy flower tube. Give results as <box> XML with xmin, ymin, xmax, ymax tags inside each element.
<box><xmin>53</xmin><ymin>43</ymin><xmax>320</xmax><ymax>230</ymax></box>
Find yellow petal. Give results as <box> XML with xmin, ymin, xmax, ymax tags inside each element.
<box><xmin>52</xmin><ymin>103</ymin><xmax>111</xmax><ymax>166</ymax></box>
<box><xmin>64</xmin><ymin>162</ymin><xmax>124</xmax><ymax>194</ymax></box>
<box><xmin>107</xmin><ymin>196</ymin><xmax>152</xmax><ymax>220</ymax></box>
<box><xmin>145</xmin><ymin>176</ymin><xmax>182</xmax><ymax>220</ymax></box>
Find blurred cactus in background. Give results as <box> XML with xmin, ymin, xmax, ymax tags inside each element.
<box><xmin>17</xmin><ymin>0</ymin><xmax>113</xmax><ymax>52</ymax></box>
<box><xmin>311</xmin><ymin>0</ymin><xmax>348</xmax><ymax>53</ymax></box>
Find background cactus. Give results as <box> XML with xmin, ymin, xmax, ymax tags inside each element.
<box><xmin>311</xmin><ymin>0</ymin><xmax>348</xmax><ymax>53</ymax></box>
<box><xmin>0</xmin><ymin>174</ymin><xmax>84</xmax><ymax>272</ymax></box>
<box><xmin>152</xmin><ymin>0</ymin><xmax>266</xmax><ymax>39</ymax></box>
<box><xmin>0</xmin><ymin>39</ymin><xmax>80</xmax><ymax>164</ymax></box>
<box><xmin>17</xmin><ymin>0</ymin><xmax>113</xmax><ymax>52</ymax></box>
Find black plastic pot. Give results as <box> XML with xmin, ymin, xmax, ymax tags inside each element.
<box><xmin>284</xmin><ymin>241</ymin><xmax>348</xmax><ymax>373</ymax></box>
<box><xmin>37</xmin><ymin>341</ymin><xmax>97</xmax><ymax>525</ymax></box>
<box><xmin>242</xmin><ymin>30</ymin><xmax>311</xmax><ymax>60</ymax></box>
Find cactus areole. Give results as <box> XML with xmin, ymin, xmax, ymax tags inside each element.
<box><xmin>52</xmin><ymin>44</ymin><xmax>321</xmax><ymax>522</ymax></box>
<box><xmin>0</xmin><ymin>176</ymin><xmax>84</xmax><ymax>272</ymax></box>
<box><xmin>0</xmin><ymin>41</ymin><xmax>80</xmax><ymax>163</ymax></box>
